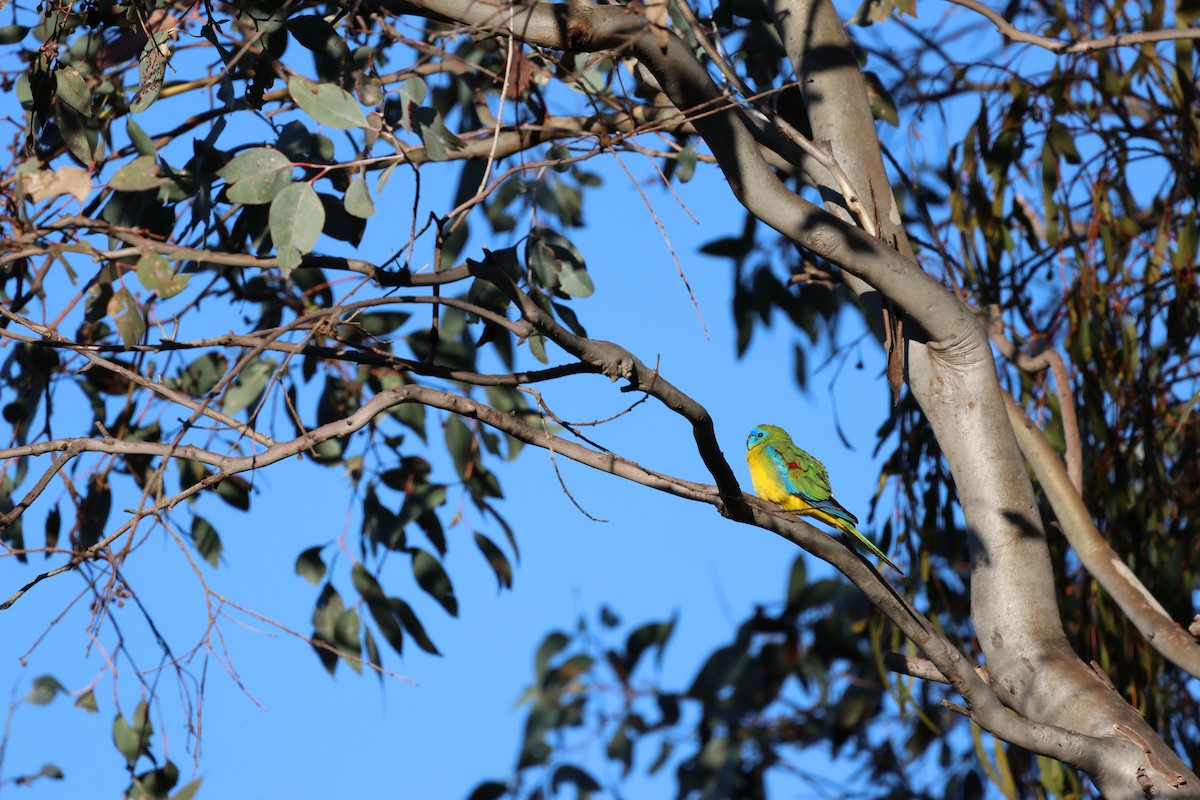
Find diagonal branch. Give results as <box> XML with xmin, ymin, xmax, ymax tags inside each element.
<box><xmin>469</xmin><ymin>255</ymin><xmax>749</xmax><ymax>516</ymax></box>
<box><xmin>1004</xmin><ymin>393</ymin><xmax>1200</xmax><ymax>679</ymax></box>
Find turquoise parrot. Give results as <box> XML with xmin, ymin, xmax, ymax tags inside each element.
<box><xmin>746</xmin><ymin>424</ymin><xmax>901</xmax><ymax>574</ymax></box>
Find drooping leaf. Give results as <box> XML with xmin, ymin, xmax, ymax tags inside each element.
<box><xmin>74</xmin><ymin>689</ymin><xmax>98</xmax><ymax>713</ymax></box>
<box><xmin>344</xmin><ymin>175</ymin><xmax>375</xmax><ymax>218</ymax></box>
<box><xmin>190</xmin><ymin>516</ymin><xmax>222</xmax><ymax>568</ymax></box>
<box><xmin>398</xmin><ymin>483</ymin><xmax>446</xmax><ymax>528</ymax></box>
<box><xmin>130</xmin><ymin>31</ymin><xmax>174</xmax><ymax>113</ymax></box>
<box><xmin>391</xmin><ymin>596</ymin><xmax>440</xmax><ymax>655</ymax></box>
<box><xmin>411</xmin><ymin>548</ymin><xmax>457</xmax><ymax>617</ymax></box>
<box><xmin>56</xmin><ymin>103</ymin><xmax>95</xmax><ymax>165</ymax></box>
<box><xmin>474</xmin><ymin>533</ymin><xmax>514</xmax><ymax>591</ymax></box>
<box><xmin>269</xmin><ymin>181</ymin><xmax>324</xmax><ymax>274</ymax></box>
<box><xmin>107</xmin><ymin>287</ymin><xmax>145</xmax><ymax>347</ymax></box>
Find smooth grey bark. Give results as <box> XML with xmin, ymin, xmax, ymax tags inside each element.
<box><xmin>377</xmin><ymin>0</ymin><xmax>1197</xmax><ymax>794</ymax></box>
<box><xmin>761</xmin><ymin>2</ymin><xmax>1195</xmax><ymax>796</ymax></box>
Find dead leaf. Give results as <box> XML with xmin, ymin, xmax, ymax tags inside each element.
<box><xmin>645</xmin><ymin>0</ymin><xmax>671</xmax><ymax>51</ymax></box>
<box><xmin>21</xmin><ymin>167</ymin><xmax>91</xmax><ymax>204</ymax></box>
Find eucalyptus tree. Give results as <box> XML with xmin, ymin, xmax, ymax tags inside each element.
<box><xmin>1</xmin><ymin>0</ymin><xmax>1197</xmax><ymax>797</ymax></box>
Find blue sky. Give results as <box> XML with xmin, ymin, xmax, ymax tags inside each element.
<box><xmin>1</xmin><ymin>153</ymin><xmax>897</xmax><ymax>797</ymax></box>
<box><xmin>0</xmin><ymin>8</ymin><xmax>916</xmax><ymax>798</ymax></box>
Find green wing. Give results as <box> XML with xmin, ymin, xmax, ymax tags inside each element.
<box><xmin>772</xmin><ymin>441</ymin><xmax>858</xmax><ymax>527</ymax></box>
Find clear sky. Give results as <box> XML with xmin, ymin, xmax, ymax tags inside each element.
<box><xmin>0</xmin><ymin>10</ymin><xmax>906</xmax><ymax>799</ymax></box>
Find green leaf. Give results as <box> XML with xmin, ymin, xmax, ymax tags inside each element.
<box><xmin>218</xmin><ymin>147</ymin><xmax>294</xmax><ymax>204</ymax></box>
<box><xmin>398</xmin><ymin>483</ymin><xmax>446</xmax><ymax>528</ymax></box>
<box><xmin>178</xmin><ymin>353</ymin><xmax>227</xmax><ymax>397</ymax></box>
<box><xmin>396</xmin><ymin>77</ymin><xmax>427</xmax><ymax>132</ymax></box>
<box><xmin>360</xmin><ymin>312</ymin><xmax>410</xmax><ymax>337</ymax></box>
<box><xmin>411</xmin><ymin>106</ymin><xmax>465</xmax><ymax>161</ymax></box>
<box><xmin>526</xmin><ymin>228</ymin><xmax>593</xmax><ymax>298</ymax></box>
<box><xmin>111</xmin><ymin>156</ymin><xmax>169</xmax><ymax>192</ymax></box>
<box><xmin>535</xmin><ymin>631</ymin><xmax>569</xmax><ymax>679</ymax></box>
<box><xmin>552</xmin><ymin>764</ymin><xmax>602</xmax><ymax>794</ymax></box>
<box><xmin>288</xmin><ymin>75</ymin><xmax>368</xmax><ymax>129</ymax></box>
<box><xmin>361</xmin><ymin>486</ymin><xmax>402</xmax><ymax>551</ymax></box>
<box><xmin>108</xmin><ymin>287</ymin><xmax>145</xmax><ymax>347</ymax></box>
<box><xmin>57</xmin><ymin>103</ymin><xmax>95</xmax><ymax>165</ymax></box>
<box><xmin>25</xmin><ymin>675</ymin><xmax>65</xmax><ymax>705</ymax></box>
<box><xmin>624</xmin><ymin>619</ymin><xmax>675</xmax><ymax>674</ymax></box>
<box><xmin>112</xmin><ymin>701</ymin><xmax>152</xmax><ymax>766</ymax></box>
<box><xmin>170</xmin><ymin>779</ymin><xmax>204</xmax><ymax>800</ymax></box>
<box><xmin>344</xmin><ymin>175</ymin><xmax>375</xmax><ymax>218</ymax></box>
<box><xmin>270</xmin><ymin>182</ymin><xmax>325</xmax><ymax>274</ymax></box>
<box><xmin>606</xmin><ymin>723</ymin><xmax>634</xmax><ymax>776</ymax></box>
<box><xmin>36</xmin><ymin>764</ymin><xmax>64</xmax><ymax>780</ymax></box>
<box><xmin>130</xmin><ymin>33</ymin><xmax>171</xmax><ymax>113</ymax></box>
<box><xmin>528</xmin><ymin>332</ymin><xmax>548</xmax><ymax>364</ymax></box>
<box><xmin>474</xmin><ymin>532</ymin><xmax>513</xmax><ymax>591</ymax></box>
<box><xmin>190</xmin><ymin>516</ymin><xmax>222</xmax><ymax>568</ymax></box>
<box><xmin>131</xmin><ymin>761</ymin><xmax>179</xmax><ymax>797</ymax></box>
<box><xmin>335</xmin><ymin>608</ymin><xmax>363</xmax><ymax>673</ymax></box>
<box><xmin>74</xmin><ymin>688</ymin><xmax>98</xmax><ymax>713</ymax></box>
<box><xmin>0</xmin><ymin>25</ymin><xmax>30</xmax><ymax>45</ymax></box>
<box><xmin>222</xmin><ymin>357</ymin><xmax>275</xmax><ymax>415</ymax></box>
<box><xmin>136</xmin><ymin>252</ymin><xmax>188</xmax><ymax>298</ymax></box>
<box><xmin>445</xmin><ymin>414</ymin><xmax>475</xmax><ymax>479</ymax></box>
<box><xmin>44</xmin><ymin>505</ymin><xmax>60</xmax><ymax>555</ymax></box>
<box><xmin>286</xmin><ymin>15</ymin><xmax>351</xmax><ymax>63</ymax></box>
<box><xmin>391</xmin><ymin>596</ymin><xmax>440</xmax><ymax>655</ymax></box>
<box><xmin>785</xmin><ymin>554</ymin><xmax>807</xmax><ymax>610</ymax></box>
<box><xmin>295</xmin><ymin>547</ymin><xmax>327</xmax><ymax>585</ymax></box>
<box><xmin>676</xmin><ymin>144</ymin><xmax>696</xmax><ymax>183</ymax></box>
<box><xmin>54</xmin><ymin>66</ymin><xmax>92</xmax><ymax>117</ymax></box>
<box><xmin>411</xmin><ymin>548</ymin><xmax>458</xmax><ymax>616</ymax></box>
<box><xmin>364</xmin><ymin>626</ymin><xmax>383</xmax><ymax>674</ymax></box>
<box><xmin>213</xmin><ymin>474</ymin><xmax>251</xmax><ymax>511</ymax></box>
<box><xmin>352</xmin><ymin>565</ymin><xmax>406</xmax><ymax>656</ymax></box>
<box><xmin>466</xmin><ymin>781</ymin><xmax>508</xmax><ymax>800</ymax></box>
<box><xmin>126</xmin><ymin>118</ymin><xmax>156</xmax><ymax>156</ymax></box>
<box><xmin>863</xmin><ymin>71</ymin><xmax>899</xmax><ymax>126</ymax></box>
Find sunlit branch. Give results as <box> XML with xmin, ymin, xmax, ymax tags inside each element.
<box><xmin>1004</xmin><ymin>393</ymin><xmax>1200</xmax><ymax>680</ymax></box>
<box><xmin>468</xmin><ymin>256</ymin><xmax>749</xmax><ymax>514</ymax></box>
<box><xmin>984</xmin><ymin>307</ymin><xmax>1083</xmax><ymax>493</ymax></box>
<box><xmin>944</xmin><ymin>0</ymin><xmax>1200</xmax><ymax>54</ymax></box>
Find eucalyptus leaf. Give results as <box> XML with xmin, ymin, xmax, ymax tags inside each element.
<box><xmin>288</xmin><ymin>75</ymin><xmax>368</xmax><ymax>129</ymax></box>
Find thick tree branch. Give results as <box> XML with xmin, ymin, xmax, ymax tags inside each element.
<box><xmin>1005</xmin><ymin>393</ymin><xmax>1200</xmax><ymax>679</ymax></box>
<box><xmin>389</xmin><ymin>0</ymin><xmax>975</xmax><ymax>344</ymax></box>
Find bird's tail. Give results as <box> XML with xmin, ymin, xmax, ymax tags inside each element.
<box><xmin>817</xmin><ymin>510</ymin><xmax>903</xmax><ymax>575</ymax></box>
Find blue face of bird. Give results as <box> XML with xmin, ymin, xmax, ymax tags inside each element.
<box><xmin>746</xmin><ymin>427</ymin><xmax>768</xmax><ymax>449</ymax></box>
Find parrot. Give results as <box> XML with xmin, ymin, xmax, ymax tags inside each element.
<box><xmin>746</xmin><ymin>424</ymin><xmax>901</xmax><ymax>574</ymax></box>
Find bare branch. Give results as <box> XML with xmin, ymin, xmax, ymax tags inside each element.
<box><xmin>986</xmin><ymin>307</ymin><xmax>1083</xmax><ymax>493</ymax></box>
<box><xmin>944</xmin><ymin>0</ymin><xmax>1200</xmax><ymax>54</ymax></box>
